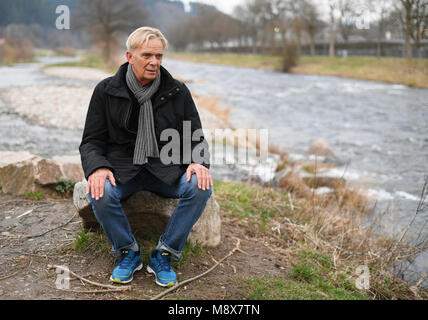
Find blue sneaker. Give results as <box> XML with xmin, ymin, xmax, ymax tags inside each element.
<box><xmin>147</xmin><ymin>250</ymin><xmax>177</xmax><ymax>287</ymax></box>
<box><xmin>110</xmin><ymin>249</ymin><xmax>143</xmax><ymax>284</ymax></box>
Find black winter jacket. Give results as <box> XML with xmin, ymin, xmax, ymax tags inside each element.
<box><xmin>79</xmin><ymin>62</ymin><xmax>210</xmax><ymax>185</ymax></box>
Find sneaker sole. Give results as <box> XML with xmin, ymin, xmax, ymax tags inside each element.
<box><xmin>146</xmin><ymin>265</ymin><xmax>177</xmax><ymax>287</ymax></box>
<box><xmin>110</xmin><ymin>262</ymin><xmax>143</xmax><ymax>284</ymax></box>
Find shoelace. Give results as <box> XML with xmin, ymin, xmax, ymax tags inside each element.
<box><xmin>158</xmin><ymin>252</ymin><xmax>171</xmax><ymax>272</ymax></box>
<box><xmin>118</xmin><ymin>250</ymin><xmax>134</xmax><ymax>269</ymax></box>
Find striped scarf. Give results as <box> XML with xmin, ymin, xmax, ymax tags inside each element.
<box><xmin>126</xmin><ymin>63</ymin><xmax>161</xmax><ymax>165</ymax></box>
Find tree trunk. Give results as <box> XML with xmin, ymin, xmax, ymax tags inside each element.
<box><xmin>405</xmin><ymin>4</ymin><xmax>412</xmax><ymax>59</ymax></box>
<box><xmin>329</xmin><ymin>27</ymin><xmax>336</xmax><ymax>58</ymax></box>
<box><xmin>310</xmin><ymin>35</ymin><xmax>315</xmax><ymax>56</ymax></box>
<box><xmin>271</xmin><ymin>27</ymin><xmax>276</xmax><ymax>55</ymax></box>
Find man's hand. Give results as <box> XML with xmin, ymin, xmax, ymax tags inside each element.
<box><xmin>86</xmin><ymin>168</ymin><xmax>116</xmax><ymax>200</ymax></box>
<box><xmin>186</xmin><ymin>163</ymin><xmax>213</xmax><ymax>191</ymax></box>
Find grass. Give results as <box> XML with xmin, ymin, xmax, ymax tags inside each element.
<box><xmin>167</xmin><ymin>52</ymin><xmax>428</xmax><ymax>88</ymax></box>
<box><xmin>213</xmin><ymin>179</ymin><xmax>426</xmax><ymax>300</ymax></box>
<box><xmin>245</xmin><ymin>275</ymin><xmax>367</xmax><ymax>300</ymax></box>
<box><xmin>73</xmin><ymin>227</ymin><xmax>205</xmax><ymax>268</ymax></box>
<box><xmin>73</xmin><ymin>229</ymin><xmax>111</xmax><ymax>255</ymax></box>
<box><xmin>44</xmin><ymin>53</ymin><xmax>117</xmax><ymax>74</ymax></box>
<box><xmin>71</xmin><ymin>177</ymin><xmax>426</xmax><ymax>300</ymax></box>
<box><xmin>167</xmin><ymin>52</ymin><xmax>282</xmax><ymax>70</ymax></box>
<box><xmin>53</xmin><ymin>179</ymin><xmax>77</xmax><ymax>197</ymax></box>
<box><xmin>212</xmin><ymin>179</ymin><xmax>294</xmax><ymax>229</ymax></box>
<box><xmin>23</xmin><ymin>191</ymin><xmax>45</xmax><ymax>200</ymax></box>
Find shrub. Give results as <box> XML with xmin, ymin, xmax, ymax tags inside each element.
<box><xmin>281</xmin><ymin>41</ymin><xmax>299</xmax><ymax>73</ymax></box>
<box><xmin>54</xmin><ymin>179</ymin><xmax>77</xmax><ymax>197</ymax></box>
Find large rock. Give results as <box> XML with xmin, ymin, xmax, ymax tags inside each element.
<box><xmin>73</xmin><ymin>180</ymin><xmax>222</xmax><ymax>248</ymax></box>
<box><xmin>52</xmin><ymin>155</ymin><xmax>84</xmax><ymax>182</ymax></box>
<box><xmin>0</xmin><ymin>152</ymin><xmax>84</xmax><ymax>196</ymax></box>
<box><xmin>0</xmin><ymin>153</ymin><xmax>62</xmax><ymax>195</ymax></box>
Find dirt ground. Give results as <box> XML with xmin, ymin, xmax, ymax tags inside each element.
<box><xmin>0</xmin><ymin>194</ymin><xmax>287</xmax><ymax>300</ymax></box>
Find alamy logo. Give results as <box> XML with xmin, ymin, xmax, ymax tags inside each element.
<box><xmin>56</xmin><ymin>5</ymin><xmax>71</xmax><ymax>30</ymax></box>
<box><xmin>55</xmin><ymin>265</ymin><xmax>70</xmax><ymax>289</ymax></box>
<box><xmin>355</xmin><ymin>265</ymin><xmax>370</xmax><ymax>290</ymax></box>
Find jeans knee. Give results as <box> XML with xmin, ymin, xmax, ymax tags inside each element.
<box><xmin>182</xmin><ymin>175</ymin><xmax>212</xmax><ymax>201</ymax></box>
<box><xmin>88</xmin><ymin>180</ymin><xmax>118</xmax><ymax>208</ymax></box>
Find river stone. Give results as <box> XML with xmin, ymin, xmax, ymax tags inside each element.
<box><xmin>0</xmin><ymin>155</ymin><xmax>63</xmax><ymax>195</ymax></box>
<box><xmin>52</xmin><ymin>155</ymin><xmax>84</xmax><ymax>181</ymax></box>
<box><xmin>73</xmin><ymin>180</ymin><xmax>222</xmax><ymax>248</ymax></box>
<box><xmin>0</xmin><ymin>152</ymin><xmax>86</xmax><ymax>195</ymax></box>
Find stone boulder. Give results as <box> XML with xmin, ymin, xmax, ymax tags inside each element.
<box><xmin>73</xmin><ymin>180</ymin><xmax>222</xmax><ymax>248</ymax></box>
<box><xmin>52</xmin><ymin>155</ymin><xmax>84</xmax><ymax>182</ymax></box>
<box><xmin>0</xmin><ymin>151</ymin><xmax>84</xmax><ymax>196</ymax></box>
<box><xmin>0</xmin><ymin>152</ymin><xmax>62</xmax><ymax>195</ymax></box>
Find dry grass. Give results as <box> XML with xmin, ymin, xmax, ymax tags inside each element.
<box><xmin>214</xmin><ymin>164</ymin><xmax>428</xmax><ymax>299</ymax></box>
<box><xmin>0</xmin><ymin>37</ymin><xmax>34</xmax><ymax>65</ymax></box>
<box><xmin>193</xmin><ymin>95</ymin><xmax>231</xmax><ymax>124</ymax></box>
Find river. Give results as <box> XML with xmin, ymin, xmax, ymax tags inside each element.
<box><xmin>0</xmin><ymin>56</ymin><xmax>427</xmax><ymax>285</ymax></box>
<box><xmin>163</xmin><ymin>58</ymin><xmax>428</xmax><ymax>285</ymax></box>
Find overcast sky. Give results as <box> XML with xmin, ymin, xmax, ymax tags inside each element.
<box><xmin>181</xmin><ymin>0</ymin><xmax>381</xmax><ymax>22</ymax></box>
<box><xmin>181</xmin><ymin>0</ymin><xmax>247</xmax><ymax>15</ymax></box>
<box><xmin>180</xmin><ymin>0</ymin><xmax>334</xmax><ymax>18</ymax></box>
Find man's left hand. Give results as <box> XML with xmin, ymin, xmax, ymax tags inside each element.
<box><xmin>186</xmin><ymin>163</ymin><xmax>213</xmax><ymax>191</ymax></box>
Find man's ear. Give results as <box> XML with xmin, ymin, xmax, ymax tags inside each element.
<box><xmin>126</xmin><ymin>51</ymin><xmax>133</xmax><ymax>63</ymax></box>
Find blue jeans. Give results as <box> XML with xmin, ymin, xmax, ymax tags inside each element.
<box><xmin>88</xmin><ymin>169</ymin><xmax>212</xmax><ymax>261</ymax></box>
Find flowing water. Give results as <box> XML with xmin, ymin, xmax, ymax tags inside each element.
<box><xmin>163</xmin><ymin>58</ymin><xmax>428</xmax><ymax>285</ymax></box>
<box><xmin>0</xmin><ymin>56</ymin><xmax>426</xmax><ymax>285</ymax></box>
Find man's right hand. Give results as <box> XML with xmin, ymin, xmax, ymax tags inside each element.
<box><xmin>86</xmin><ymin>168</ymin><xmax>116</xmax><ymax>200</ymax></box>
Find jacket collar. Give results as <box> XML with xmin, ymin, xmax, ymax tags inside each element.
<box><xmin>105</xmin><ymin>62</ymin><xmax>178</xmax><ymax>100</ymax></box>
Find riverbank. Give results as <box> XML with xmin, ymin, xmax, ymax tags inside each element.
<box><xmin>1</xmin><ymin>175</ymin><xmax>426</xmax><ymax>300</ymax></box>
<box><xmin>166</xmin><ymin>53</ymin><xmax>428</xmax><ymax>89</ymax></box>
<box><xmin>0</xmin><ymin>58</ymin><xmax>426</xmax><ymax>299</ymax></box>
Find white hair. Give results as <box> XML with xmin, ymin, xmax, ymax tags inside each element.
<box><xmin>126</xmin><ymin>26</ymin><xmax>168</xmax><ymax>52</ymax></box>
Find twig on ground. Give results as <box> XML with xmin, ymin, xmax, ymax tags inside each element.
<box><xmin>16</xmin><ymin>209</ymin><xmax>33</xmax><ymax>219</ymax></box>
<box><xmin>150</xmin><ymin>237</ymin><xmax>248</xmax><ymax>300</ymax></box>
<box><xmin>0</xmin><ymin>269</ymin><xmax>20</xmax><ymax>281</ymax></box>
<box><xmin>0</xmin><ymin>258</ymin><xmax>32</xmax><ymax>281</ymax></box>
<box><xmin>49</xmin><ymin>265</ymin><xmax>132</xmax><ymax>292</ymax></box>
<box><xmin>46</xmin><ymin>284</ymin><xmax>128</xmax><ymax>294</ymax></box>
<box><xmin>5</xmin><ymin>211</ymin><xmax>78</xmax><ymax>239</ymax></box>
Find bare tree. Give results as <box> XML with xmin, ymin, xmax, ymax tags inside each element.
<box><xmin>397</xmin><ymin>0</ymin><xmax>416</xmax><ymax>58</ymax></box>
<box><xmin>328</xmin><ymin>0</ymin><xmax>338</xmax><ymax>57</ymax></box>
<box><xmin>394</xmin><ymin>0</ymin><xmax>427</xmax><ymax>58</ymax></box>
<box><xmin>338</xmin><ymin>0</ymin><xmax>356</xmax><ymax>43</ymax></box>
<box><xmin>410</xmin><ymin>0</ymin><xmax>428</xmax><ymax>57</ymax></box>
<box><xmin>235</xmin><ymin>0</ymin><xmax>274</xmax><ymax>53</ymax></box>
<box><xmin>75</xmin><ymin>0</ymin><xmax>147</xmax><ymax>63</ymax></box>
<box><xmin>366</xmin><ymin>0</ymin><xmax>394</xmax><ymax>57</ymax></box>
<box><xmin>296</xmin><ymin>0</ymin><xmax>324</xmax><ymax>56</ymax></box>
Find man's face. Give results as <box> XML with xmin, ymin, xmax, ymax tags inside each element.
<box><xmin>126</xmin><ymin>38</ymin><xmax>164</xmax><ymax>86</ymax></box>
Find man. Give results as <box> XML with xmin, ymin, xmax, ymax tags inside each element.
<box><xmin>79</xmin><ymin>27</ymin><xmax>212</xmax><ymax>287</ymax></box>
